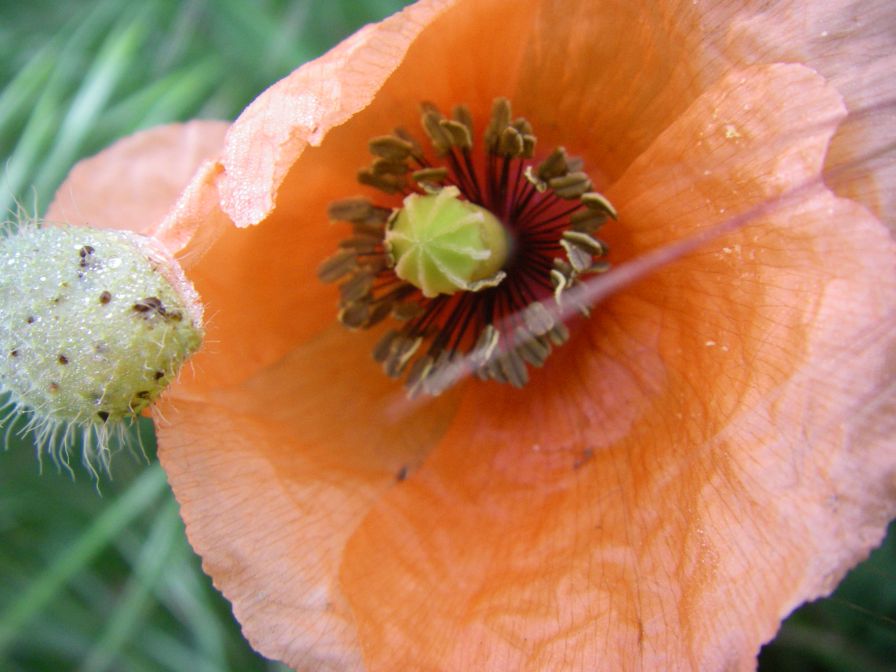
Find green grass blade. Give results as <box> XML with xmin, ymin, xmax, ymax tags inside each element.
<box><xmin>0</xmin><ymin>46</ymin><xmax>57</xmax><ymax>148</ymax></box>
<box><xmin>150</xmin><ymin>539</ymin><xmax>230</xmax><ymax>669</ymax></box>
<box><xmin>32</xmin><ymin>8</ymin><xmax>152</xmax><ymax>201</ymax></box>
<box><xmin>0</xmin><ymin>464</ymin><xmax>167</xmax><ymax>656</ymax></box>
<box><xmin>0</xmin><ymin>0</ymin><xmax>129</xmax><ymax>214</ymax></box>
<box><xmin>79</xmin><ymin>498</ymin><xmax>182</xmax><ymax>672</ymax></box>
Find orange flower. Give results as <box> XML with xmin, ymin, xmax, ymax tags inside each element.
<box><xmin>49</xmin><ymin>1</ymin><xmax>895</xmax><ymax>670</ymax></box>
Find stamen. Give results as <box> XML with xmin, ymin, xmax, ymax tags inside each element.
<box><xmin>317</xmin><ymin>250</ymin><xmax>356</xmax><ymax>283</ymax></box>
<box><xmin>369</xmin><ymin>136</ymin><xmax>415</xmax><ymax>161</ymax></box>
<box><xmin>421</xmin><ymin>108</ymin><xmax>453</xmax><ymax>155</ymax></box>
<box><xmin>549</xmin><ymin>172</ymin><xmax>593</xmax><ymax>199</ymax></box>
<box><xmin>357</xmin><ymin>169</ymin><xmax>405</xmax><ymax>194</ymax></box>
<box><xmin>412</xmin><ymin>167</ymin><xmax>449</xmax><ymax>189</ymax></box>
<box><xmin>484</xmin><ymin>98</ymin><xmax>512</xmax><ymax>154</ymax></box>
<box><xmin>439</xmin><ymin>120</ymin><xmax>473</xmax><ymax>149</ymax></box>
<box><xmin>319</xmin><ymin>99</ymin><xmax>616</xmax><ymax>395</ymax></box>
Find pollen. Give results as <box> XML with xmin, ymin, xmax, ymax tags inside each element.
<box><xmin>0</xmin><ymin>224</ymin><xmax>204</xmax><ymax>468</ymax></box>
<box><xmin>318</xmin><ymin>98</ymin><xmax>616</xmax><ymax>396</ymax></box>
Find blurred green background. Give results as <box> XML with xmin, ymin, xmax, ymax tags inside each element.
<box><xmin>0</xmin><ymin>1</ymin><xmax>893</xmax><ymax>670</ymax></box>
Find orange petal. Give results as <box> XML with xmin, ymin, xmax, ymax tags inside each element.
<box><xmin>46</xmin><ymin>120</ymin><xmax>228</xmax><ymax>239</ymax></box>
<box><xmin>337</xmin><ymin>65</ymin><xmax>896</xmax><ymax>670</ymax></box>
<box><xmin>187</xmin><ymin>0</ymin><xmax>895</xmax><ymax>397</ymax></box>
<box><xmin>173</xmin><ymin>0</ymin><xmax>717</xmax><ymax>392</ymax></box>
<box><xmin>212</xmin><ymin>0</ymin><xmax>720</xmax><ymax>238</ymax></box>
<box><xmin>145</xmin><ymin>2</ymin><xmax>895</xmax><ymax>671</ymax></box>
<box><xmin>159</xmin><ymin>13</ymin><xmax>894</xmax><ymax>669</ymax></box>
<box><xmin>173</xmin><ymin>0</ymin><xmax>894</xmax><ymax>395</ymax></box>
<box><xmin>156</xmin><ymin>325</ymin><xmax>461</xmax><ymax>670</ymax></box>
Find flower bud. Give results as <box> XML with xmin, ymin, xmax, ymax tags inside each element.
<box><xmin>0</xmin><ymin>224</ymin><xmax>203</xmax><ymax>464</ymax></box>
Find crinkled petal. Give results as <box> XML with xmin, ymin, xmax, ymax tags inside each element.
<box><xmin>694</xmin><ymin>1</ymin><xmax>896</xmax><ymax>224</ymax></box>
<box><xmin>156</xmin><ymin>326</ymin><xmax>461</xmax><ymax>671</ymax></box>
<box><xmin>147</xmin><ymin>2</ymin><xmax>896</xmax><ymax>671</ymax></box>
<box><xmin>159</xmin><ymin>52</ymin><xmax>896</xmax><ymax>670</ymax></box>
<box><xmin>337</xmin><ymin>64</ymin><xmax>896</xmax><ymax>670</ymax></box>
<box><xmin>218</xmin><ymin>0</ymin><xmax>454</xmax><ymax>228</ymax></box>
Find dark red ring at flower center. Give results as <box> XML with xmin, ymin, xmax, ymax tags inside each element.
<box><xmin>318</xmin><ymin>98</ymin><xmax>616</xmax><ymax>396</ymax></box>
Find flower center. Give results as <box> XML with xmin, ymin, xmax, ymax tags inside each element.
<box><xmin>318</xmin><ymin>98</ymin><xmax>616</xmax><ymax>396</ymax></box>
<box><xmin>386</xmin><ymin>186</ymin><xmax>510</xmax><ymax>297</ymax></box>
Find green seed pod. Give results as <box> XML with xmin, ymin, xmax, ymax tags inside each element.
<box><xmin>385</xmin><ymin>186</ymin><xmax>511</xmax><ymax>297</ymax></box>
<box><xmin>0</xmin><ymin>224</ymin><xmax>203</xmax><ymax>466</ymax></box>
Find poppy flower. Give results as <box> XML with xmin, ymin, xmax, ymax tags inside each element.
<box><xmin>49</xmin><ymin>0</ymin><xmax>895</xmax><ymax>670</ymax></box>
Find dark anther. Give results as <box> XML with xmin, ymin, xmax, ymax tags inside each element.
<box><xmin>328</xmin><ymin>198</ymin><xmax>375</xmax><ymax>222</ymax></box>
<box><xmin>99</xmin><ymin>291</ymin><xmax>112</xmax><ymax>304</ymax></box>
<box><xmin>369</xmin><ymin>136</ymin><xmax>415</xmax><ymax>162</ymax></box>
<box><xmin>58</xmin><ymin>354</ymin><xmax>69</xmax><ymax>365</ymax></box>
